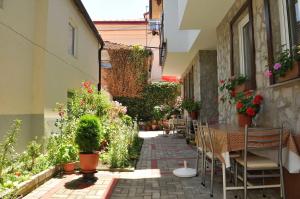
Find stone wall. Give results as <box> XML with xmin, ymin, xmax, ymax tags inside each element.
<box><xmin>216</xmin><ymin>0</ymin><xmax>300</xmax><ymax>133</ymax></box>
<box><xmin>183</xmin><ymin>50</ymin><xmax>218</xmax><ymax>121</ymax></box>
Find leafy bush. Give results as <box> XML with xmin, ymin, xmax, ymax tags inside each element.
<box><xmin>75</xmin><ymin>115</ymin><xmax>101</xmax><ymax>153</ymax></box>
<box><xmin>0</xmin><ymin>120</ymin><xmax>22</xmax><ymax>183</ymax></box>
<box><xmin>181</xmin><ymin>99</ymin><xmax>201</xmax><ymax>113</ymax></box>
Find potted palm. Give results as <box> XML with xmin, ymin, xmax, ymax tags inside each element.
<box><xmin>181</xmin><ymin>99</ymin><xmax>201</xmax><ymax>120</ymax></box>
<box><xmin>75</xmin><ymin>114</ymin><xmax>101</xmax><ymax>174</ymax></box>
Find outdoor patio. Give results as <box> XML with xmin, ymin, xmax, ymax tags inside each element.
<box><xmin>24</xmin><ymin>131</ymin><xmax>280</xmax><ymax>199</ymax></box>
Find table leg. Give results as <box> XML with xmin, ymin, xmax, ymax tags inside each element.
<box><xmin>222</xmin><ymin>163</ymin><xmax>227</xmax><ymax>199</ymax></box>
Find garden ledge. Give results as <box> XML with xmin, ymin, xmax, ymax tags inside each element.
<box><xmin>0</xmin><ymin>166</ymin><xmax>60</xmax><ymax>198</ymax></box>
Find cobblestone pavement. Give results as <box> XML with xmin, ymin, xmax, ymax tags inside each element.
<box><xmin>24</xmin><ymin>131</ymin><xmax>280</xmax><ymax>199</ymax></box>
<box><xmin>111</xmin><ymin>131</ymin><xmax>280</xmax><ymax>199</ymax></box>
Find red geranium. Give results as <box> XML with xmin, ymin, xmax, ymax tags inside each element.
<box><xmin>253</xmin><ymin>95</ymin><xmax>263</xmax><ymax>105</ymax></box>
<box><xmin>87</xmin><ymin>88</ymin><xmax>93</xmax><ymax>94</ymax></box>
<box><xmin>246</xmin><ymin>107</ymin><xmax>256</xmax><ymax>117</ymax></box>
<box><xmin>230</xmin><ymin>91</ymin><xmax>236</xmax><ymax>97</ymax></box>
<box><xmin>236</xmin><ymin>101</ymin><xmax>244</xmax><ymax>109</ymax></box>
<box><xmin>83</xmin><ymin>81</ymin><xmax>91</xmax><ymax>89</ymax></box>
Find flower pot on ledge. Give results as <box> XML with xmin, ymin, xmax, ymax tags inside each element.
<box><xmin>238</xmin><ymin>114</ymin><xmax>252</xmax><ymax>127</ymax></box>
<box><xmin>277</xmin><ymin>61</ymin><xmax>300</xmax><ymax>83</ymax></box>
<box><xmin>233</xmin><ymin>83</ymin><xmax>246</xmax><ymax>93</ymax></box>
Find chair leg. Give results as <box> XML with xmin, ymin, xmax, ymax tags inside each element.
<box><xmin>262</xmin><ymin>171</ymin><xmax>266</xmax><ymax>198</ymax></box>
<box><xmin>222</xmin><ymin>163</ymin><xmax>227</xmax><ymax>199</ymax></box>
<box><xmin>196</xmin><ymin>149</ymin><xmax>200</xmax><ymax>176</ymax></box>
<box><xmin>244</xmin><ymin>166</ymin><xmax>247</xmax><ymax>199</ymax></box>
<box><xmin>280</xmin><ymin>166</ymin><xmax>285</xmax><ymax>199</ymax></box>
<box><xmin>210</xmin><ymin>159</ymin><xmax>214</xmax><ymax>197</ymax></box>
<box><xmin>202</xmin><ymin>155</ymin><xmax>207</xmax><ymax>186</ymax></box>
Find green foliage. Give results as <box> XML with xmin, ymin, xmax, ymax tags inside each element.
<box><xmin>23</xmin><ymin>138</ymin><xmax>41</xmax><ymax>171</ymax></box>
<box><xmin>113</xmin><ymin>97</ymin><xmax>150</xmax><ymax>121</ymax></box>
<box><xmin>101</xmin><ymin>119</ymin><xmax>139</xmax><ymax>168</ymax></box>
<box><xmin>0</xmin><ymin>120</ymin><xmax>22</xmax><ymax>182</ymax></box>
<box><xmin>273</xmin><ymin>48</ymin><xmax>293</xmax><ymax>78</ymax></box>
<box><xmin>57</xmin><ymin>144</ymin><xmax>77</xmax><ymax>164</ymax></box>
<box><xmin>181</xmin><ymin>99</ymin><xmax>201</xmax><ymax>113</ymax></box>
<box><xmin>75</xmin><ymin>115</ymin><xmax>101</xmax><ymax>153</ymax></box>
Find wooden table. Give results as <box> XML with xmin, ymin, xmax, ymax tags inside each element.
<box><xmin>209</xmin><ymin>124</ymin><xmax>300</xmax><ymax>173</ymax></box>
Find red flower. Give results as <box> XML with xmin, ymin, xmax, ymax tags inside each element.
<box><xmin>15</xmin><ymin>171</ymin><xmax>21</xmax><ymax>177</ymax></box>
<box><xmin>230</xmin><ymin>91</ymin><xmax>236</xmax><ymax>97</ymax></box>
<box><xmin>245</xmin><ymin>90</ymin><xmax>253</xmax><ymax>97</ymax></box>
<box><xmin>253</xmin><ymin>95</ymin><xmax>263</xmax><ymax>105</ymax></box>
<box><xmin>246</xmin><ymin>107</ymin><xmax>256</xmax><ymax>117</ymax></box>
<box><xmin>236</xmin><ymin>101</ymin><xmax>244</xmax><ymax>109</ymax></box>
<box><xmin>83</xmin><ymin>81</ymin><xmax>91</xmax><ymax>89</ymax></box>
<box><xmin>88</xmin><ymin>88</ymin><xmax>93</xmax><ymax>94</ymax></box>
<box><xmin>220</xmin><ymin>80</ymin><xmax>225</xmax><ymax>84</ymax></box>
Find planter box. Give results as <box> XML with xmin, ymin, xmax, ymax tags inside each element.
<box><xmin>0</xmin><ymin>166</ymin><xmax>60</xmax><ymax>198</ymax></box>
<box><xmin>233</xmin><ymin>83</ymin><xmax>246</xmax><ymax>93</ymax></box>
<box><xmin>277</xmin><ymin>61</ymin><xmax>300</xmax><ymax>83</ymax></box>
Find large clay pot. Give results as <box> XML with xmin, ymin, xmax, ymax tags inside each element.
<box><xmin>190</xmin><ymin>111</ymin><xmax>198</xmax><ymax>120</ymax></box>
<box><xmin>277</xmin><ymin>61</ymin><xmax>300</xmax><ymax>83</ymax></box>
<box><xmin>238</xmin><ymin>114</ymin><xmax>252</xmax><ymax>127</ymax></box>
<box><xmin>63</xmin><ymin>162</ymin><xmax>75</xmax><ymax>174</ymax></box>
<box><xmin>79</xmin><ymin>152</ymin><xmax>99</xmax><ymax>173</ymax></box>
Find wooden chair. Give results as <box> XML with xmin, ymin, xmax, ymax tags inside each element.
<box><xmin>234</xmin><ymin>125</ymin><xmax>285</xmax><ymax>199</ymax></box>
<box><xmin>173</xmin><ymin>117</ymin><xmax>188</xmax><ymax>137</ymax></box>
<box><xmin>202</xmin><ymin>121</ymin><xmax>240</xmax><ymax>198</ymax></box>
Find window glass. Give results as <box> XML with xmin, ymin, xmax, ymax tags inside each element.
<box><xmin>68</xmin><ymin>23</ymin><xmax>76</xmax><ymax>56</ymax></box>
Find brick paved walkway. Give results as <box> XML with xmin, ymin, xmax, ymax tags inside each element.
<box><xmin>24</xmin><ymin>131</ymin><xmax>280</xmax><ymax>199</ymax></box>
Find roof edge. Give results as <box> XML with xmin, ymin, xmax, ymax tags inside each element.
<box><xmin>73</xmin><ymin>0</ymin><xmax>104</xmax><ymax>46</ymax></box>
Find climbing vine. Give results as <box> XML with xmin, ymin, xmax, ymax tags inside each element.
<box><xmin>103</xmin><ymin>45</ymin><xmax>152</xmax><ymax>98</ymax></box>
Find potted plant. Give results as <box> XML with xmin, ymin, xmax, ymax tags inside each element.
<box><xmin>75</xmin><ymin>114</ymin><xmax>101</xmax><ymax>174</ymax></box>
<box><xmin>219</xmin><ymin>75</ymin><xmax>248</xmax><ymax>103</ymax></box>
<box><xmin>265</xmin><ymin>46</ymin><xmax>300</xmax><ymax>82</ymax></box>
<box><xmin>181</xmin><ymin>98</ymin><xmax>201</xmax><ymax>120</ymax></box>
<box><xmin>58</xmin><ymin>143</ymin><xmax>78</xmax><ymax>174</ymax></box>
<box><xmin>235</xmin><ymin>91</ymin><xmax>263</xmax><ymax>127</ymax></box>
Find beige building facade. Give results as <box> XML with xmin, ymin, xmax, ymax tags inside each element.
<box><xmin>0</xmin><ymin>0</ymin><xmax>103</xmax><ymax>151</ymax></box>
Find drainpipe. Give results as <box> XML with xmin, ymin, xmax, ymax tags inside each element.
<box><xmin>98</xmin><ymin>45</ymin><xmax>104</xmax><ymax>92</ymax></box>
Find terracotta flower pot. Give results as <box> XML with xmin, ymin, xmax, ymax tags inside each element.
<box><xmin>190</xmin><ymin>111</ymin><xmax>198</xmax><ymax>120</ymax></box>
<box><xmin>233</xmin><ymin>83</ymin><xmax>246</xmax><ymax>93</ymax></box>
<box><xmin>151</xmin><ymin>124</ymin><xmax>158</xmax><ymax>131</ymax></box>
<box><xmin>63</xmin><ymin>162</ymin><xmax>75</xmax><ymax>174</ymax></box>
<box><xmin>79</xmin><ymin>152</ymin><xmax>99</xmax><ymax>173</ymax></box>
<box><xmin>238</xmin><ymin>114</ymin><xmax>252</xmax><ymax>127</ymax></box>
<box><xmin>277</xmin><ymin>61</ymin><xmax>300</xmax><ymax>83</ymax></box>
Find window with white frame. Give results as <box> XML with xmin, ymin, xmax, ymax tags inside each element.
<box><xmin>68</xmin><ymin>23</ymin><xmax>76</xmax><ymax>56</ymax></box>
<box><xmin>238</xmin><ymin>14</ymin><xmax>252</xmax><ymax>78</ymax></box>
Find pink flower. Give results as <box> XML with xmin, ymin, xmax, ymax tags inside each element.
<box><xmin>264</xmin><ymin>70</ymin><xmax>273</xmax><ymax>77</ymax></box>
<box><xmin>273</xmin><ymin>63</ymin><xmax>282</xmax><ymax>70</ymax></box>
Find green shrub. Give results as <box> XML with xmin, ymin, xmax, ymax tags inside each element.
<box><xmin>0</xmin><ymin>120</ymin><xmax>22</xmax><ymax>183</ymax></box>
<box><xmin>75</xmin><ymin>115</ymin><xmax>101</xmax><ymax>153</ymax></box>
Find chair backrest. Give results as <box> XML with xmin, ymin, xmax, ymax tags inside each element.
<box><xmin>176</xmin><ymin>117</ymin><xmax>187</xmax><ymax>126</ymax></box>
<box><xmin>196</xmin><ymin>121</ymin><xmax>206</xmax><ymax>151</ymax></box>
<box><xmin>202</xmin><ymin>122</ymin><xmax>215</xmax><ymax>154</ymax></box>
<box><xmin>244</xmin><ymin>125</ymin><xmax>284</xmax><ymax>165</ymax></box>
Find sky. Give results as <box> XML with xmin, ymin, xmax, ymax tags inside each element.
<box><xmin>82</xmin><ymin>0</ymin><xmax>149</xmax><ymax>21</ymax></box>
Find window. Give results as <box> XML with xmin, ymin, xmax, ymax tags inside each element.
<box><xmin>230</xmin><ymin>1</ymin><xmax>256</xmax><ymax>89</ymax></box>
<box><xmin>68</xmin><ymin>23</ymin><xmax>76</xmax><ymax>56</ymax></box>
<box><xmin>238</xmin><ymin>15</ymin><xmax>251</xmax><ymax>77</ymax></box>
<box><xmin>287</xmin><ymin>0</ymin><xmax>300</xmax><ymax>46</ymax></box>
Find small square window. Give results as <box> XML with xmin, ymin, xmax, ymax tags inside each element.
<box><xmin>68</xmin><ymin>23</ymin><xmax>76</xmax><ymax>56</ymax></box>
